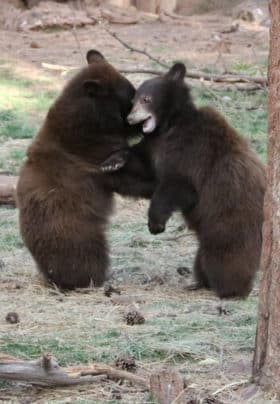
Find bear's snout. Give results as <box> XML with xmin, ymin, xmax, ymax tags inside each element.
<box><xmin>127</xmin><ymin>112</ymin><xmax>135</xmax><ymax>125</ymax></box>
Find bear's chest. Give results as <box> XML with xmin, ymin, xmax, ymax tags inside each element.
<box><xmin>150</xmin><ymin>137</ymin><xmax>168</xmax><ymax>176</ymax></box>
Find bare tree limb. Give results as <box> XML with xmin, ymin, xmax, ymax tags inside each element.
<box><xmin>100</xmin><ymin>28</ymin><xmax>267</xmax><ymax>87</ymax></box>
<box><xmin>0</xmin><ymin>353</ymin><xmax>149</xmax><ymax>389</ymax></box>
<box><xmin>104</xmin><ymin>27</ymin><xmax>169</xmax><ymax>68</ymax></box>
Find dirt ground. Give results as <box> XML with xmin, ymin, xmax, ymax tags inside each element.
<box><xmin>0</xmin><ymin>10</ymin><xmax>275</xmax><ymax>404</ymax></box>
<box><xmin>0</xmin><ymin>12</ymin><xmax>269</xmax><ymax>72</ymax></box>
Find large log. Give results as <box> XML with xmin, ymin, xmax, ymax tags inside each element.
<box><xmin>0</xmin><ymin>353</ymin><xmax>149</xmax><ymax>388</ymax></box>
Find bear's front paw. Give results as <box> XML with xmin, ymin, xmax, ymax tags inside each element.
<box><xmin>148</xmin><ymin>220</ymin><xmax>165</xmax><ymax>235</ymax></box>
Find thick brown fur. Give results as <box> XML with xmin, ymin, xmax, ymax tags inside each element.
<box><xmin>105</xmin><ymin>63</ymin><xmax>266</xmax><ymax>298</ymax></box>
<box><xmin>16</xmin><ymin>50</ymin><xmax>154</xmax><ymax>290</ymax></box>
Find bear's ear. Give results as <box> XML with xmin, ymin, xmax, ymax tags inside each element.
<box><xmin>165</xmin><ymin>63</ymin><xmax>186</xmax><ymax>82</ymax></box>
<box><xmin>83</xmin><ymin>80</ymin><xmax>107</xmax><ymax>97</ymax></box>
<box><xmin>86</xmin><ymin>49</ymin><xmax>105</xmax><ymax>65</ymax></box>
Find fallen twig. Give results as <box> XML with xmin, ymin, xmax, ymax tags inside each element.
<box><xmin>212</xmin><ymin>379</ymin><xmax>249</xmax><ymax>396</ymax></box>
<box><xmin>0</xmin><ymin>353</ymin><xmax>149</xmax><ymax>389</ymax></box>
<box><xmin>42</xmin><ymin>62</ymin><xmax>77</xmax><ymax>71</ymax></box>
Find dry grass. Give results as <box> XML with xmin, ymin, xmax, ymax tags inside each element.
<box><xmin>0</xmin><ymin>198</ymin><xmax>263</xmax><ymax>403</ymax></box>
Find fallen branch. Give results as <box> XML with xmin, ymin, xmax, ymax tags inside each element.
<box><xmin>119</xmin><ymin>68</ymin><xmax>267</xmax><ymax>86</ymax></box>
<box><xmin>0</xmin><ymin>353</ymin><xmax>106</xmax><ymax>387</ymax></box>
<box><xmin>0</xmin><ymin>353</ymin><xmax>149</xmax><ymax>389</ymax></box>
<box><xmin>212</xmin><ymin>379</ymin><xmax>249</xmax><ymax>396</ymax></box>
<box><xmin>41</xmin><ymin>63</ymin><xmax>266</xmax><ymax>88</ymax></box>
<box><xmin>70</xmin><ymin>364</ymin><xmax>149</xmax><ymax>388</ymax></box>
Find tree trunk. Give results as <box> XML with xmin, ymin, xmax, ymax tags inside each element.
<box><xmin>252</xmin><ymin>0</ymin><xmax>280</xmax><ymax>393</ymax></box>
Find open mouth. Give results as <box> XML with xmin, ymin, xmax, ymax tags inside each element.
<box><xmin>142</xmin><ymin>115</ymin><xmax>156</xmax><ymax>133</ymax></box>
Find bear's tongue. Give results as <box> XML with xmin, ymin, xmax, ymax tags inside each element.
<box><xmin>143</xmin><ymin>116</ymin><xmax>156</xmax><ymax>133</ymax></box>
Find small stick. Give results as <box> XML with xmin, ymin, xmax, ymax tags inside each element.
<box><xmin>212</xmin><ymin>379</ymin><xmax>248</xmax><ymax>396</ymax></box>
<box><xmin>171</xmin><ymin>387</ymin><xmax>188</xmax><ymax>404</ymax></box>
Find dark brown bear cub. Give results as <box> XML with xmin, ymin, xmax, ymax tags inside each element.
<box><xmin>16</xmin><ymin>50</ymin><xmax>152</xmax><ymax>290</ymax></box>
<box><xmin>121</xmin><ymin>63</ymin><xmax>265</xmax><ymax>298</ymax></box>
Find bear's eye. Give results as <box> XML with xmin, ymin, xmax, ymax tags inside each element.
<box><xmin>142</xmin><ymin>95</ymin><xmax>151</xmax><ymax>104</ymax></box>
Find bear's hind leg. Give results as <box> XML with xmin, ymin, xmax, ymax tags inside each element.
<box><xmin>203</xmin><ymin>249</ymin><xmax>253</xmax><ymax>299</ymax></box>
<box><xmin>37</xmin><ymin>235</ymin><xmax>109</xmax><ymax>290</ymax></box>
<box><xmin>185</xmin><ymin>247</ymin><xmax>210</xmax><ymax>291</ymax></box>
<box><xmin>193</xmin><ymin>247</ymin><xmax>210</xmax><ymax>289</ymax></box>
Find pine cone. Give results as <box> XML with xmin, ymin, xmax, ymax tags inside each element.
<box><xmin>125</xmin><ymin>310</ymin><xmax>145</xmax><ymax>325</ymax></box>
<box><xmin>114</xmin><ymin>354</ymin><xmax>136</xmax><ymax>372</ymax></box>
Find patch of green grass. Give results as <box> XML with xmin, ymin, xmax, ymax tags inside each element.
<box><xmin>0</xmin><ymin>380</ymin><xmax>12</xmax><ymax>389</ymax></box>
<box><xmin>0</xmin><ymin>68</ymin><xmax>56</xmax><ymax>141</ymax></box>
<box><xmin>118</xmin><ymin>338</ymin><xmax>169</xmax><ymax>362</ymax></box>
<box><xmin>0</xmin><ymin>68</ymin><xmax>35</xmax><ymax>88</ymax></box>
<box><xmin>8</xmin><ymin>148</ymin><xmax>26</xmax><ymax>162</ymax></box>
<box><xmin>0</xmin><ymin>336</ymin><xmax>92</xmax><ymax>366</ymax></box>
<box><xmin>0</xmin><ymin>209</ymin><xmax>23</xmax><ymax>250</ymax></box>
<box><xmin>0</xmin><ymin>109</ymin><xmax>35</xmax><ymax>139</ymax></box>
<box><xmin>193</xmin><ymin>86</ymin><xmax>267</xmax><ymax>161</ymax></box>
<box><xmin>230</xmin><ymin>62</ymin><xmax>266</xmax><ymax>76</ymax></box>
<box><xmin>0</xmin><ymin>145</ymin><xmax>27</xmax><ymax>174</ymax></box>
<box><xmin>0</xmin><ymin>67</ymin><xmax>58</xmax><ymax>173</ymax></box>
<box><xmin>0</xmin><ymin>233</ymin><xmax>24</xmax><ymax>251</ymax></box>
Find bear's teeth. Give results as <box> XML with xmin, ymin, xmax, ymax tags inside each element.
<box><xmin>143</xmin><ymin>116</ymin><xmax>156</xmax><ymax>133</ymax></box>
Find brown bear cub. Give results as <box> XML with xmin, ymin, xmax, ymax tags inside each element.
<box><xmin>16</xmin><ymin>49</ymin><xmax>154</xmax><ymax>290</ymax></box>
<box><xmin>107</xmin><ymin>63</ymin><xmax>266</xmax><ymax>298</ymax></box>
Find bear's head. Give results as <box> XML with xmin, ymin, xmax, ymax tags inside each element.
<box><xmin>127</xmin><ymin>63</ymin><xmax>192</xmax><ymax>134</ymax></box>
<box><xmin>52</xmin><ymin>49</ymin><xmax>136</xmax><ymax>135</ymax></box>
<box><xmin>83</xmin><ymin>50</ymin><xmax>135</xmax><ymax>128</ymax></box>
